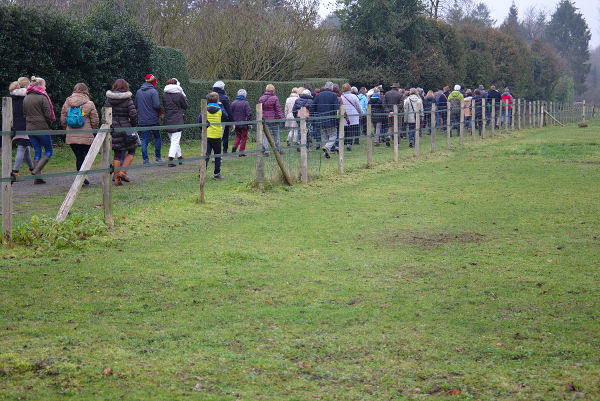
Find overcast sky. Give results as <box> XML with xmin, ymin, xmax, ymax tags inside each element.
<box><xmin>319</xmin><ymin>0</ymin><xmax>599</xmax><ymax>49</ymax></box>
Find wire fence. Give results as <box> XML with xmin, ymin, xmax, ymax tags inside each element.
<box><xmin>1</xmin><ymin>96</ymin><xmax>597</xmax><ymax>243</ymax></box>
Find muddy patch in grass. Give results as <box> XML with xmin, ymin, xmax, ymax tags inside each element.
<box><xmin>386</xmin><ymin>231</ymin><xmax>486</xmax><ymax>247</ymax></box>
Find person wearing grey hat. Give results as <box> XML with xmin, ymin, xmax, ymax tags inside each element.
<box><xmin>231</xmin><ymin>88</ymin><xmax>252</xmax><ymax>155</ymax></box>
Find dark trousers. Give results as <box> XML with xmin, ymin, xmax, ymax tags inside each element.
<box><xmin>222</xmin><ymin>126</ymin><xmax>231</xmax><ymax>153</ymax></box>
<box><xmin>345</xmin><ymin>124</ymin><xmax>359</xmax><ymax>145</ymax></box>
<box><xmin>70</xmin><ymin>144</ymin><xmax>90</xmax><ymax>171</ymax></box>
<box><xmin>205</xmin><ymin>137</ymin><xmax>221</xmax><ymax>175</ymax></box>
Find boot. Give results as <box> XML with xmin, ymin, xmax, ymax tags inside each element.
<box><xmin>178</xmin><ymin>156</ymin><xmax>184</xmax><ymax>165</ymax></box>
<box><xmin>32</xmin><ymin>156</ymin><xmax>49</xmax><ymax>184</ymax></box>
<box><xmin>168</xmin><ymin>157</ymin><xmax>176</xmax><ymax>167</ymax></box>
<box><xmin>113</xmin><ymin>160</ymin><xmax>122</xmax><ymax>186</ymax></box>
<box><xmin>120</xmin><ymin>154</ymin><xmax>134</xmax><ymax>182</ymax></box>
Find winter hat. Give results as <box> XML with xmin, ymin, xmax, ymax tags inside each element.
<box><xmin>504</xmin><ymin>87</ymin><xmax>510</xmax><ymax>93</ymax></box>
<box><xmin>237</xmin><ymin>89</ymin><xmax>247</xmax><ymax>98</ymax></box>
<box><xmin>145</xmin><ymin>74</ymin><xmax>157</xmax><ymax>87</ymax></box>
<box><xmin>302</xmin><ymin>89</ymin><xmax>311</xmax><ymax>96</ymax></box>
<box><xmin>454</xmin><ymin>84</ymin><xmax>461</xmax><ymax>91</ymax></box>
<box><xmin>351</xmin><ymin>86</ymin><xmax>358</xmax><ymax>94</ymax></box>
<box><xmin>213</xmin><ymin>81</ymin><xmax>225</xmax><ymax>90</ymax></box>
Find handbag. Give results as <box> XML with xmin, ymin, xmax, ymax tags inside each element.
<box><xmin>123</xmin><ymin>131</ymin><xmax>138</xmax><ymax>145</ymax></box>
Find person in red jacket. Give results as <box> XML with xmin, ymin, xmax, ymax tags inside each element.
<box><xmin>501</xmin><ymin>88</ymin><xmax>513</xmax><ymax>127</ymax></box>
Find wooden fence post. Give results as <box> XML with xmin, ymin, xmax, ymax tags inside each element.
<box><xmin>471</xmin><ymin>100</ymin><xmax>475</xmax><ymax>141</ymax></box>
<box><xmin>504</xmin><ymin>98</ymin><xmax>509</xmax><ymax>133</ymax></box>
<box><xmin>431</xmin><ymin>104</ymin><xmax>436</xmax><ymax>152</ymax></box>
<box><xmin>459</xmin><ymin>100</ymin><xmax>464</xmax><ymax>145</ymax></box>
<box><xmin>529</xmin><ymin>101</ymin><xmax>532</xmax><ymax>129</ymax></box>
<box><xmin>256</xmin><ymin>103</ymin><xmax>264</xmax><ymax>188</ymax></box>
<box><xmin>393</xmin><ymin>105</ymin><xmax>399</xmax><ymax>162</ymax></box>
<box><xmin>366</xmin><ymin>104</ymin><xmax>373</xmax><ymax>168</ymax></box>
<box><xmin>582</xmin><ymin>100</ymin><xmax>586</xmax><ymax>122</ymax></box>
<box><xmin>262</xmin><ymin>122</ymin><xmax>293</xmax><ymax>186</ymax></box>
<box><xmin>57</xmin><ymin>110</ymin><xmax>110</xmax><ymax>222</ymax></box>
<box><xmin>2</xmin><ymin>97</ymin><xmax>13</xmax><ymax>244</ymax></box>
<box><xmin>510</xmin><ymin>99</ymin><xmax>515</xmax><ymax>132</ymax></box>
<box><xmin>198</xmin><ymin>100</ymin><xmax>208</xmax><ymax>202</ymax></box>
<box><xmin>299</xmin><ymin>107</ymin><xmax>308</xmax><ymax>184</ymax></box>
<box><xmin>101</xmin><ymin>108</ymin><xmax>113</xmax><ymax>229</ymax></box>
<box><xmin>338</xmin><ymin>105</ymin><xmax>345</xmax><ymax>175</ymax></box>
<box><xmin>491</xmin><ymin>99</ymin><xmax>495</xmax><ymax>137</ymax></box>
<box><xmin>482</xmin><ymin>99</ymin><xmax>486</xmax><ymax>139</ymax></box>
<box><xmin>517</xmin><ymin>99</ymin><xmax>521</xmax><ymax>130</ymax></box>
<box><xmin>446</xmin><ymin>105</ymin><xmax>451</xmax><ymax>149</ymax></box>
<box><xmin>540</xmin><ymin>102</ymin><xmax>544</xmax><ymax>128</ymax></box>
<box><xmin>415</xmin><ymin>110</ymin><xmax>420</xmax><ymax>156</ymax></box>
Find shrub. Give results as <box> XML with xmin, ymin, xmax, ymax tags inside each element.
<box><xmin>13</xmin><ymin>213</ymin><xmax>106</xmax><ymax>249</ymax></box>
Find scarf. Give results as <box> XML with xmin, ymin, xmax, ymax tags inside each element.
<box><xmin>235</xmin><ymin>95</ymin><xmax>246</xmax><ymax>100</ymax></box>
<box><xmin>27</xmin><ymin>85</ymin><xmax>56</xmax><ymax>122</ymax></box>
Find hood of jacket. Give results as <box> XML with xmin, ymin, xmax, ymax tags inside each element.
<box><xmin>164</xmin><ymin>84</ymin><xmax>185</xmax><ymax>95</ymax></box>
<box><xmin>10</xmin><ymin>88</ymin><xmax>27</xmax><ymax>97</ymax></box>
<box><xmin>299</xmin><ymin>93</ymin><xmax>312</xmax><ymax>100</ymax></box>
<box><xmin>139</xmin><ymin>82</ymin><xmax>156</xmax><ymax>92</ymax></box>
<box><xmin>207</xmin><ymin>103</ymin><xmax>222</xmax><ymax>114</ymax></box>
<box><xmin>213</xmin><ymin>87</ymin><xmax>227</xmax><ymax>96</ymax></box>
<box><xmin>65</xmin><ymin>92</ymin><xmax>90</xmax><ymax>108</ymax></box>
<box><xmin>106</xmin><ymin>90</ymin><xmax>132</xmax><ymax>100</ymax></box>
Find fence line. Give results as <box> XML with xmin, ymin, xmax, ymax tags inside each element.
<box><xmin>1</xmin><ymin>97</ymin><xmax>595</xmax><ymax>244</ymax></box>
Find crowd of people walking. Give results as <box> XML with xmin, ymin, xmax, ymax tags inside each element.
<box><xmin>6</xmin><ymin>76</ymin><xmax>516</xmax><ymax>184</ymax></box>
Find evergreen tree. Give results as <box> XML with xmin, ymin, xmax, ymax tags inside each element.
<box><xmin>545</xmin><ymin>0</ymin><xmax>591</xmax><ymax>94</ymax></box>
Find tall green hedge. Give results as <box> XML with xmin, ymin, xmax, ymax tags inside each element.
<box><xmin>151</xmin><ymin>47</ymin><xmax>189</xmax><ymax>86</ymax></box>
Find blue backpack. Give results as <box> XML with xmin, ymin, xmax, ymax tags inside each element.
<box><xmin>66</xmin><ymin>105</ymin><xmax>86</xmax><ymax>128</ymax></box>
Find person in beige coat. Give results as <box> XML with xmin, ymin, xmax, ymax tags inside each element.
<box><xmin>285</xmin><ymin>88</ymin><xmax>299</xmax><ymax>146</ymax></box>
<box><xmin>60</xmin><ymin>83</ymin><xmax>99</xmax><ymax>185</ymax></box>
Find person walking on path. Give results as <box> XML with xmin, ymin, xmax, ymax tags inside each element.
<box><xmin>473</xmin><ymin>89</ymin><xmax>484</xmax><ymax>136</ymax></box>
<box><xmin>258</xmin><ymin>84</ymin><xmax>285</xmax><ymax>155</ymax></box>
<box><xmin>292</xmin><ymin>89</ymin><xmax>313</xmax><ymax>148</ymax></box>
<box><xmin>136</xmin><ymin>74</ymin><xmax>163</xmax><ymax>164</ymax></box>
<box><xmin>231</xmin><ymin>89</ymin><xmax>252</xmax><ymax>156</ymax></box>
<box><xmin>436</xmin><ymin>86</ymin><xmax>450</xmax><ymax>132</ymax></box>
<box><xmin>309</xmin><ymin>81</ymin><xmax>340</xmax><ymax>159</ymax></box>
<box><xmin>9</xmin><ymin>78</ymin><xmax>34</xmax><ymax>179</ymax></box>
<box><xmin>447</xmin><ymin>85</ymin><xmax>464</xmax><ymax>136</ymax></box>
<box><xmin>23</xmin><ymin>76</ymin><xmax>55</xmax><ymax>185</ymax></box>
<box><xmin>60</xmin><ymin>83</ymin><xmax>99</xmax><ymax>185</ymax></box>
<box><xmin>104</xmin><ymin>79</ymin><xmax>138</xmax><ymax>186</ymax></box>
<box><xmin>211</xmin><ymin>81</ymin><xmax>233</xmax><ymax>153</ymax></box>
<box><xmin>341</xmin><ymin>83</ymin><xmax>363</xmax><ymax>151</ymax></box>
<box><xmin>501</xmin><ymin>87</ymin><xmax>513</xmax><ymax>127</ymax></box>
<box><xmin>200</xmin><ymin>92</ymin><xmax>229</xmax><ymax>179</ymax></box>
<box><xmin>487</xmin><ymin>85</ymin><xmax>502</xmax><ymax>129</ymax></box>
<box><xmin>162</xmin><ymin>78</ymin><xmax>189</xmax><ymax>167</ymax></box>
<box><xmin>368</xmin><ymin>87</ymin><xmax>386</xmax><ymax>146</ymax></box>
<box><xmin>463</xmin><ymin>89</ymin><xmax>473</xmax><ymax>130</ymax></box>
<box><xmin>285</xmin><ymin>88</ymin><xmax>300</xmax><ymax>147</ymax></box>
<box><xmin>403</xmin><ymin>88</ymin><xmax>423</xmax><ymax>148</ymax></box>
<box><xmin>422</xmin><ymin>90</ymin><xmax>436</xmax><ymax>135</ymax></box>
<box><xmin>384</xmin><ymin>83</ymin><xmax>403</xmax><ymax>146</ymax></box>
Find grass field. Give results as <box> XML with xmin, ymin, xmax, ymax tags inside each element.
<box><xmin>1</xmin><ymin>122</ymin><xmax>599</xmax><ymax>400</ymax></box>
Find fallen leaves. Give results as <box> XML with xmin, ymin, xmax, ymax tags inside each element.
<box><xmin>103</xmin><ymin>366</ymin><xmax>112</xmax><ymax>375</ymax></box>
<box><xmin>446</xmin><ymin>388</ymin><xmax>461</xmax><ymax>395</ymax></box>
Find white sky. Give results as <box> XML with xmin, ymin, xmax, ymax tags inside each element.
<box><xmin>319</xmin><ymin>0</ymin><xmax>599</xmax><ymax>48</ymax></box>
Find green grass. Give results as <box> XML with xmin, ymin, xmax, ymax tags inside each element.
<box><xmin>1</xmin><ymin>122</ymin><xmax>599</xmax><ymax>400</ymax></box>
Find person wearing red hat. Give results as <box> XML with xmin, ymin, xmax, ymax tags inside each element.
<box><xmin>135</xmin><ymin>74</ymin><xmax>163</xmax><ymax>163</ymax></box>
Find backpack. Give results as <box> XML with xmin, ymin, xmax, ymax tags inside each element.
<box><xmin>449</xmin><ymin>96</ymin><xmax>461</xmax><ymax>110</ymax></box>
<box><xmin>66</xmin><ymin>105</ymin><xmax>86</xmax><ymax>128</ymax></box>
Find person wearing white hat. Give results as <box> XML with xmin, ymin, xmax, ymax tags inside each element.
<box><xmin>447</xmin><ymin>85</ymin><xmax>464</xmax><ymax>136</ymax></box>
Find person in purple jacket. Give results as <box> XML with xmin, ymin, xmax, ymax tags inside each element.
<box><xmin>231</xmin><ymin>89</ymin><xmax>252</xmax><ymax>156</ymax></box>
<box><xmin>258</xmin><ymin>84</ymin><xmax>284</xmax><ymax>155</ymax></box>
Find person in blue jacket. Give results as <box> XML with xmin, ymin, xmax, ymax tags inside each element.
<box><xmin>136</xmin><ymin>74</ymin><xmax>163</xmax><ymax>164</ymax></box>
<box><xmin>309</xmin><ymin>81</ymin><xmax>340</xmax><ymax>159</ymax></box>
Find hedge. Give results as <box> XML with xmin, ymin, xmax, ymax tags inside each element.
<box><xmin>151</xmin><ymin>47</ymin><xmax>190</xmax><ymax>86</ymax></box>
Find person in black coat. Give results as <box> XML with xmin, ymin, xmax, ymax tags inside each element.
<box><xmin>211</xmin><ymin>81</ymin><xmax>233</xmax><ymax>153</ymax></box>
<box><xmin>486</xmin><ymin>85</ymin><xmax>502</xmax><ymax>128</ymax></box>
<box><xmin>368</xmin><ymin>88</ymin><xmax>386</xmax><ymax>145</ymax></box>
<box><xmin>473</xmin><ymin>89</ymin><xmax>485</xmax><ymax>136</ymax></box>
<box><xmin>9</xmin><ymin>78</ymin><xmax>34</xmax><ymax>177</ymax></box>
<box><xmin>104</xmin><ymin>79</ymin><xmax>138</xmax><ymax>185</ymax></box>
<box><xmin>422</xmin><ymin>90</ymin><xmax>436</xmax><ymax>135</ymax></box>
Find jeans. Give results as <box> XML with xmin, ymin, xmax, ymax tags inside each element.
<box><xmin>205</xmin><ymin>137</ymin><xmax>221</xmax><ymax>175</ymax></box>
<box><xmin>322</xmin><ymin>126</ymin><xmax>338</xmax><ymax>151</ymax></box>
<box><xmin>141</xmin><ymin>129</ymin><xmax>161</xmax><ymax>161</ymax></box>
<box><xmin>373</xmin><ymin>122</ymin><xmax>383</xmax><ymax>143</ymax></box>
<box><xmin>501</xmin><ymin>109</ymin><xmax>511</xmax><ymax>126</ymax></box>
<box><xmin>29</xmin><ymin>135</ymin><xmax>53</xmax><ymax>160</ymax></box>
<box><xmin>168</xmin><ymin>131</ymin><xmax>182</xmax><ymax>158</ymax></box>
<box><xmin>13</xmin><ymin>141</ymin><xmax>33</xmax><ymax>172</ymax></box>
<box><xmin>407</xmin><ymin>123</ymin><xmax>417</xmax><ymax>145</ymax></box>
<box><xmin>264</xmin><ymin>123</ymin><xmax>281</xmax><ymax>151</ymax></box>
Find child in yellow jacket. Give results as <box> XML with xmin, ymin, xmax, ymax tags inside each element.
<box><xmin>199</xmin><ymin>92</ymin><xmax>229</xmax><ymax>179</ymax></box>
